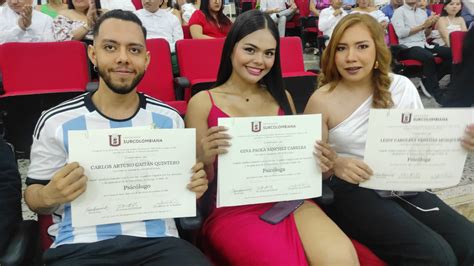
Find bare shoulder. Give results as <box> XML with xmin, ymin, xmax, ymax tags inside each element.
<box><xmin>58</xmin><ymin>9</ymin><xmax>74</xmax><ymax>17</ymax></box>
<box><xmin>306</xmin><ymin>84</ymin><xmax>332</xmax><ymax>112</ymax></box>
<box><xmin>188</xmin><ymin>90</ymin><xmax>212</xmax><ymax>109</ymax></box>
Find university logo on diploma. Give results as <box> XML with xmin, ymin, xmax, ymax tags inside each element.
<box><xmin>217</xmin><ymin>115</ymin><xmax>323</xmax><ymax>207</ymax></box>
<box><xmin>109</xmin><ymin>134</ymin><xmax>122</xmax><ymax>147</ymax></box>
<box><xmin>362</xmin><ymin>108</ymin><xmax>473</xmax><ymax>191</ymax></box>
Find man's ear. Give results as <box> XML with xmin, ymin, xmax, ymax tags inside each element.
<box><xmin>88</xmin><ymin>44</ymin><xmax>97</xmax><ymax>69</ymax></box>
<box><xmin>145</xmin><ymin>50</ymin><xmax>151</xmax><ymax>70</ymax></box>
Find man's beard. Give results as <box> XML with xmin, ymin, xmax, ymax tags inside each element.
<box><xmin>98</xmin><ymin>66</ymin><xmax>145</xmax><ymax>95</ymax></box>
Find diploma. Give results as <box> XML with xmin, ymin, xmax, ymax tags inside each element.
<box><xmin>217</xmin><ymin>115</ymin><xmax>322</xmax><ymax>207</ymax></box>
<box><xmin>68</xmin><ymin>127</ymin><xmax>196</xmax><ymax>227</ymax></box>
<box><xmin>361</xmin><ymin>108</ymin><xmax>473</xmax><ymax>191</ymax></box>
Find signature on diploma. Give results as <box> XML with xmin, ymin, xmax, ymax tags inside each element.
<box><xmin>86</xmin><ymin>204</ymin><xmax>109</xmax><ymax>214</ymax></box>
<box><xmin>116</xmin><ymin>202</ymin><xmax>142</xmax><ymax>211</ymax></box>
<box><xmin>153</xmin><ymin>199</ymin><xmax>180</xmax><ymax>208</ymax></box>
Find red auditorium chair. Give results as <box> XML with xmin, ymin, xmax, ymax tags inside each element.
<box><xmin>450</xmin><ymin>31</ymin><xmax>467</xmax><ymax>65</ymax></box>
<box><xmin>182</xmin><ymin>25</ymin><xmax>192</xmax><ymax>39</ymax></box>
<box><xmin>279</xmin><ymin>36</ymin><xmax>318</xmax><ymax>113</ymax></box>
<box><xmin>138</xmin><ymin>38</ymin><xmax>187</xmax><ymax>115</ymax></box>
<box><xmin>387</xmin><ymin>23</ymin><xmax>443</xmax><ymax>98</ymax></box>
<box><xmin>0</xmin><ymin>41</ymin><xmax>90</xmax><ymax>98</ymax></box>
<box><xmin>430</xmin><ymin>3</ymin><xmax>443</xmax><ymax>15</ymax></box>
<box><xmin>175</xmin><ymin>38</ymin><xmax>225</xmax><ymax>101</ymax></box>
<box><xmin>132</xmin><ymin>0</ymin><xmax>143</xmax><ymax>9</ymax></box>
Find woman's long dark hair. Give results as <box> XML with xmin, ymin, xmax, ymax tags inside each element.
<box><xmin>213</xmin><ymin>10</ymin><xmax>292</xmax><ymax>115</ymax></box>
<box><xmin>68</xmin><ymin>0</ymin><xmax>102</xmax><ymax>14</ymax></box>
<box><xmin>200</xmin><ymin>0</ymin><xmax>232</xmax><ymax>27</ymax></box>
<box><xmin>441</xmin><ymin>0</ymin><xmax>462</xmax><ymax>16</ymax></box>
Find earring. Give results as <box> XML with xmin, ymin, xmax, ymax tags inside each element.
<box><xmin>374</xmin><ymin>61</ymin><xmax>379</xmax><ymax>69</ymax></box>
<box><xmin>93</xmin><ymin>65</ymin><xmax>98</xmax><ymax>72</ymax></box>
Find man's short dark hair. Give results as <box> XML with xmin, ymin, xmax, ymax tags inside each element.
<box><xmin>93</xmin><ymin>10</ymin><xmax>147</xmax><ymax>40</ymax></box>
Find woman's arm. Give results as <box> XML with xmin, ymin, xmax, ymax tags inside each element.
<box><xmin>436</xmin><ymin>17</ymin><xmax>451</xmax><ymax>46</ymax></box>
<box><xmin>190</xmin><ymin>24</ymin><xmax>214</xmax><ymax>39</ymax></box>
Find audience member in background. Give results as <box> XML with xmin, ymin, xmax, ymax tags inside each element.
<box><xmin>189</xmin><ymin>0</ymin><xmax>231</xmax><ymax>38</ymax></box>
<box><xmin>463</xmin><ymin>0</ymin><xmax>474</xmax><ymax>17</ymax></box>
<box><xmin>0</xmin><ymin>139</ymin><xmax>22</xmax><ymax>257</ymax></box>
<box><xmin>418</xmin><ymin>0</ymin><xmax>432</xmax><ymax>16</ymax></box>
<box><xmin>381</xmin><ymin>0</ymin><xmax>402</xmax><ymax>19</ymax></box>
<box><xmin>461</xmin><ymin>4</ymin><xmax>473</xmax><ymax>27</ymax></box>
<box><xmin>259</xmin><ymin>0</ymin><xmax>297</xmax><ymax>37</ymax></box>
<box><xmin>352</xmin><ymin>0</ymin><xmax>389</xmax><ymax>28</ymax></box>
<box><xmin>136</xmin><ymin>0</ymin><xmax>183</xmax><ymax>73</ymax></box>
<box><xmin>100</xmin><ymin>0</ymin><xmax>135</xmax><ymax>11</ymax></box>
<box><xmin>0</xmin><ymin>0</ymin><xmax>54</xmax><ymax>44</ymax></box>
<box><xmin>319</xmin><ymin>0</ymin><xmax>347</xmax><ymax>43</ymax></box>
<box><xmin>161</xmin><ymin>0</ymin><xmax>183</xmax><ymax>24</ymax></box>
<box><xmin>25</xmin><ymin>10</ymin><xmax>210</xmax><ymax>266</ymax></box>
<box><xmin>304</xmin><ymin>13</ymin><xmax>474</xmax><ymax>265</ymax></box>
<box><xmin>185</xmin><ymin>9</ymin><xmax>358</xmax><ymax>266</ymax></box>
<box><xmin>433</xmin><ymin>0</ymin><xmax>467</xmax><ymax>46</ymax></box>
<box><xmin>444</xmin><ymin>26</ymin><xmax>474</xmax><ymax>106</ymax></box>
<box><xmin>342</xmin><ymin>0</ymin><xmax>355</xmax><ymax>10</ymax></box>
<box><xmin>309</xmin><ymin>0</ymin><xmax>331</xmax><ymax>16</ymax></box>
<box><xmin>392</xmin><ymin>0</ymin><xmax>452</xmax><ymax>103</ymax></box>
<box><xmin>53</xmin><ymin>0</ymin><xmax>104</xmax><ymax>42</ymax></box>
<box><xmin>182</xmin><ymin>0</ymin><xmax>199</xmax><ymax>24</ymax></box>
<box><xmin>35</xmin><ymin>0</ymin><xmax>66</xmax><ymax>18</ymax></box>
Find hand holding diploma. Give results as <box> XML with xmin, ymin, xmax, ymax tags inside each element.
<box><xmin>39</xmin><ymin>162</ymin><xmax>88</xmax><ymax>208</ymax></box>
<box><xmin>200</xmin><ymin>126</ymin><xmax>232</xmax><ymax>166</ymax></box>
<box><xmin>462</xmin><ymin>124</ymin><xmax>474</xmax><ymax>151</ymax></box>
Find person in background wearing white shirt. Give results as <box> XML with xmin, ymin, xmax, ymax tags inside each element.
<box><xmin>100</xmin><ymin>0</ymin><xmax>136</xmax><ymax>11</ymax></box>
<box><xmin>260</xmin><ymin>0</ymin><xmax>297</xmax><ymax>37</ymax></box>
<box><xmin>0</xmin><ymin>0</ymin><xmax>54</xmax><ymax>44</ymax></box>
<box><xmin>318</xmin><ymin>0</ymin><xmax>347</xmax><ymax>43</ymax></box>
<box><xmin>181</xmin><ymin>0</ymin><xmax>199</xmax><ymax>24</ymax></box>
<box><xmin>135</xmin><ymin>0</ymin><xmax>183</xmax><ymax>74</ymax></box>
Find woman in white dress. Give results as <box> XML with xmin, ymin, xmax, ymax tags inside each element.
<box><xmin>304</xmin><ymin>13</ymin><xmax>474</xmax><ymax>265</ymax></box>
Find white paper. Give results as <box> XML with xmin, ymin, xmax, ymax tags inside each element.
<box><xmin>362</xmin><ymin>108</ymin><xmax>473</xmax><ymax>191</ymax></box>
<box><xmin>69</xmin><ymin>127</ymin><xmax>196</xmax><ymax>227</ymax></box>
<box><xmin>217</xmin><ymin>114</ymin><xmax>322</xmax><ymax>207</ymax></box>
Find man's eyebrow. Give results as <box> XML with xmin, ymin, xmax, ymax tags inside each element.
<box><xmin>101</xmin><ymin>39</ymin><xmax>145</xmax><ymax>48</ymax></box>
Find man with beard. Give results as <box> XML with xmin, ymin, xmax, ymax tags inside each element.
<box><xmin>24</xmin><ymin>10</ymin><xmax>210</xmax><ymax>266</ymax></box>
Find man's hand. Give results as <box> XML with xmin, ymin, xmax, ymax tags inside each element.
<box><xmin>187</xmin><ymin>162</ymin><xmax>208</xmax><ymax>199</ymax></box>
<box><xmin>39</xmin><ymin>162</ymin><xmax>88</xmax><ymax>208</ymax></box>
<box><xmin>18</xmin><ymin>5</ymin><xmax>33</xmax><ymax>31</ymax></box>
<box><xmin>333</xmin><ymin>9</ymin><xmax>343</xmax><ymax>16</ymax></box>
<box><xmin>422</xmin><ymin>14</ymin><xmax>439</xmax><ymax>29</ymax></box>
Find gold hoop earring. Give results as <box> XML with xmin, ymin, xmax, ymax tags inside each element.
<box><xmin>374</xmin><ymin>61</ymin><xmax>379</xmax><ymax>69</ymax></box>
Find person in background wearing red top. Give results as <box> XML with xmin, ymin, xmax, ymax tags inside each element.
<box><xmin>189</xmin><ymin>0</ymin><xmax>231</xmax><ymax>38</ymax></box>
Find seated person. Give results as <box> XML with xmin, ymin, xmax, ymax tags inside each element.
<box><xmin>351</xmin><ymin>0</ymin><xmax>389</xmax><ymax>28</ymax></box>
<box><xmin>24</xmin><ymin>10</ymin><xmax>210</xmax><ymax>266</ymax></box>
<box><xmin>161</xmin><ymin>0</ymin><xmax>183</xmax><ymax>24</ymax></box>
<box><xmin>418</xmin><ymin>0</ymin><xmax>432</xmax><ymax>16</ymax></box>
<box><xmin>461</xmin><ymin>4</ymin><xmax>473</xmax><ymax>27</ymax></box>
<box><xmin>53</xmin><ymin>0</ymin><xmax>104</xmax><ymax>42</ymax></box>
<box><xmin>433</xmin><ymin>0</ymin><xmax>467</xmax><ymax>46</ymax></box>
<box><xmin>443</xmin><ymin>26</ymin><xmax>474</xmax><ymax>106</ymax></box>
<box><xmin>463</xmin><ymin>0</ymin><xmax>474</xmax><ymax>21</ymax></box>
<box><xmin>189</xmin><ymin>0</ymin><xmax>231</xmax><ymax>38</ymax></box>
<box><xmin>392</xmin><ymin>0</ymin><xmax>452</xmax><ymax>103</ymax></box>
<box><xmin>182</xmin><ymin>0</ymin><xmax>199</xmax><ymax>24</ymax></box>
<box><xmin>0</xmin><ymin>138</ymin><xmax>22</xmax><ymax>257</ymax></box>
<box><xmin>35</xmin><ymin>0</ymin><xmax>67</xmax><ymax>18</ymax></box>
<box><xmin>309</xmin><ymin>0</ymin><xmax>331</xmax><ymax>16</ymax></box>
<box><xmin>304</xmin><ymin>13</ymin><xmax>474</xmax><ymax>265</ymax></box>
<box><xmin>319</xmin><ymin>0</ymin><xmax>347</xmax><ymax>43</ymax></box>
<box><xmin>100</xmin><ymin>0</ymin><xmax>136</xmax><ymax>11</ymax></box>
<box><xmin>135</xmin><ymin>0</ymin><xmax>183</xmax><ymax>73</ymax></box>
<box><xmin>259</xmin><ymin>0</ymin><xmax>297</xmax><ymax>37</ymax></box>
<box><xmin>0</xmin><ymin>0</ymin><xmax>54</xmax><ymax>44</ymax></box>
<box><xmin>185</xmin><ymin>9</ymin><xmax>358</xmax><ymax>266</ymax></box>
<box><xmin>381</xmin><ymin>0</ymin><xmax>402</xmax><ymax>19</ymax></box>
<box><xmin>342</xmin><ymin>0</ymin><xmax>355</xmax><ymax>10</ymax></box>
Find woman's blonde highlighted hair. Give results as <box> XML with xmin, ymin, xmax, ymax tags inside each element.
<box><xmin>319</xmin><ymin>14</ymin><xmax>393</xmax><ymax>108</ymax></box>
